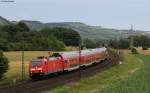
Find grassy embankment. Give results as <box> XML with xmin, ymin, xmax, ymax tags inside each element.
<box><xmin>44</xmin><ymin>52</ymin><xmax>144</xmax><ymax>93</ymax></box>
<box><xmin>97</xmin><ymin>54</ymin><xmax>150</xmax><ymax>93</ymax></box>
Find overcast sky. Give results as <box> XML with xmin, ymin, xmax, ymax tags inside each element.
<box><xmin>0</xmin><ymin>0</ymin><xmax>150</xmax><ymax>31</ymax></box>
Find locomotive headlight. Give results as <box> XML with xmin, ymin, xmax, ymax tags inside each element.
<box><xmin>30</xmin><ymin>68</ymin><xmax>35</xmax><ymax>71</ymax></box>
<box><xmin>37</xmin><ymin>68</ymin><xmax>42</xmax><ymax>70</ymax></box>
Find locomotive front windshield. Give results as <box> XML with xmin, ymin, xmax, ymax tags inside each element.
<box><xmin>31</xmin><ymin>60</ymin><xmax>42</xmax><ymax>66</ymax></box>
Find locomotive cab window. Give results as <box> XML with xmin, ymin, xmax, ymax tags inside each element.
<box><xmin>31</xmin><ymin>60</ymin><xmax>42</xmax><ymax>66</ymax></box>
<box><xmin>48</xmin><ymin>57</ymin><xmax>59</xmax><ymax>61</ymax></box>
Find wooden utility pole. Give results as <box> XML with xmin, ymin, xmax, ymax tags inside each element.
<box><xmin>78</xmin><ymin>38</ymin><xmax>82</xmax><ymax>79</ymax></box>
<box><xmin>21</xmin><ymin>37</ymin><xmax>25</xmax><ymax>80</ymax></box>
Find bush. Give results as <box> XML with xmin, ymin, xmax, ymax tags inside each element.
<box><xmin>0</xmin><ymin>51</ymin><xmax>9</xmax><ymax>79</ymax></box>
<box><xmin>107</xmin><ymin>48</ymin><xmax>122</xmax><ymax>64</ymax></box>
<box><xmin>131</xmin><ymin>47</ymin><xmax>138</xmax><ymax>54</ymax></box>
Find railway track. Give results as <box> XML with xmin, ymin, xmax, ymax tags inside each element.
<box><xmin>0</xmin><ymin>52</ymin><xmax>119</xmax><ymax>93</ymax></box>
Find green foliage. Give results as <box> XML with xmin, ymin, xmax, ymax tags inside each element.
<box><xmin>107</xmin><ymin>48</ymin><xmax>123</xmax><ymax>61</ymax></box>
<box><xmin>118</xmin><ymin>39</ymin><xmax>130</xmax><ymax>49</ymax></box>
<box><xmin>16</xmin><ymin>21</ymin><xmax>124</xmax><ymax>40</ymax></box>
<box><xmin>108</xmin><ymin>35</ymin><xmax>150</xmax><ymax>49</ymax></box>
<box><xmin>0</xmin><ymin>38</ymin><xmax>9</xmax><ymax>51</ymax></box>
<box><xmin>40</xmin><ymin>27</ymin><xmax>81</xmax><ymax>46</ymax></box>
<box><xmin>108</xmin><ymin>39</ymin><xmax>130</xmax><ymax>49</ymax></box>
<box><xmin>129</xmin><ymin>35</ymin><xmax>150</xmax><ymax>47</ymax></box>
<box><xmin>108</xmin><ymin>40</ymin><xmax>118</xmax><ymax>49</ymax></box>
<box><xmin>131</xmin><ymin>47</ymin><xmax>138</xmax><ymax>54</ymax></box>
<box><xmin>1</xmin><ymin>16</ymin><xmax>149</xmax><ymax>40</ymax></box>
<box><xmin>47</xmin><ymin>36</ymin><xmax>66</xmax><ymax>51</ymax></box>
<box><xmin>0</xmin><ymin>51</ymin><xmax>9</xmax><ymax>79</ymax></box>
<box><xmin>0</xmin><ymin>23</ymin><xmax>80</xmax><ymax>51</ymax></box>
<box><xmin>16</xmin><ymin>22</ymin><xmax>30</xmax><ymax>31</ymax></box>
<box><xmin>98</xmin><ymin>55</ymin><xmax>149</xmax><ymax>93</ymax></box>
<box><xmin>83</xmin><ymin>38</ymin><xmax>97</xmax><ymax>48</ymax></box>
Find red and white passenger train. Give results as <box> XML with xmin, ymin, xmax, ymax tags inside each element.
<box><xmin>29</xmin><ymin>47</ymin><xmax>108</xmax><ymax>79</ymax></box>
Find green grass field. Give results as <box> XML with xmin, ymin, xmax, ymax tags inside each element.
<box><xmin>98</xmin><ymin>54</ymin><xmax>150</xmax><ymax>93</ymax></box>
<box><xmin>44</xmin><ymin>52</ymin><xmax>145</xmax><ymax>93</ymax></box>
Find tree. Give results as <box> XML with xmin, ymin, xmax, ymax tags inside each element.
<box><xmin>47</xmin><ymin>36</ymin><xmax>66</xmax><ymax>51</ymax></box>
<box><xmin>108</xmin><ymin>39</ymin><xmax>118</xmax><ymax>49</ymax></box>
<box><xmin>140</xmin><ymin>35</ymin><xmax>150</xmax><ymax>47</ymax></box>
<box><xmin>1</xmin><ymin>25</ymin><xmax>19</xmax><ymax>42</ymax></box>
<box><xmin>0</xmin><ymin>24</ymin><xmax>80</xmax><ymax>51</ymax></box>
<box><xmin>118</xmin><ymin>39</ymin><xmax>130</xmax><ymax>49</ymax></box>
<box><xmin>40</xmin><ymin>27</ymin><xmax>81</xmax><ymax>46</ymax></box>
<box><xmin>17</xmin><ymin>22</ymin><xmax>30</xmax><ymax>32</ymax></box>
<box><xmin>0</xmin><ymin>51</ymin><xmax>9</xmax><ymax>79</ymax></box>
<box><xmin>83</xmin><ymin>38</ymin><xmax>97</xmax><ymax>48</ymax></box>
<box><xmin>0</xmin><ymin>38</ymin><xmax>9</xmax><ymax>51</ymax></box>
<box><xmin>62</xmin><ymin>28</ymin><xmax>81</xmax><ymax>46</ymax></box>
<box><xmin>129</xmin><ymin>35</ymin><xmax>150</xmax><ymax>47</ymax></box>
<box><xmin>108</xmin><ymin>39</ymin><xmax>130</xmax><ymax>49</ymax></box>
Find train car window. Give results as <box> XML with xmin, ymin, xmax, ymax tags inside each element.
<box><xmin>48</xmin><ymin>57</ymin><xmax>60</xmax><ymax>62</ymax></box>
<box><xmin>31</xmin><ymin>61</ymin><xmax>42</xmax><ymax>66</ymax></box>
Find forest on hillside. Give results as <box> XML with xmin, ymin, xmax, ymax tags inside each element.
<box><xmin>0</xmin><ymin>22</ymin><xmax>81</xmax><ymax>51</ymax></box>
<box><xmin>0</xmin><ymin>22</ymin><xmax>150</xmax><ymax>51</ymax></box>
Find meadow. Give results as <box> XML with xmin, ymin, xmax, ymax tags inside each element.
<box><xmin>44</xmin><ymin>51</ymin><xmax>145</xmax><ymax>93</ymax></box>
<box><xmin>98</xmin><ymin>54</ymin><xmax>150</xmax><ymax>93</ymax></box>
<box><xmin>0</xmin><ymin>51</ymin><xmax>51</xmax><ymax>85</ymax></box>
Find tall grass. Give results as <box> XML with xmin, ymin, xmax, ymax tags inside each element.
<box><xmin>0</xmin><ymin>51</ymin><xmax>50</xmax><ymax>85</ymax></box>
<box><xmin>4</xmin><ymin>51</ymin><xmax>50</xmax><ymax>61</ymax></box>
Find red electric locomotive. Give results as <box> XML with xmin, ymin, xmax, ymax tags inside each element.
<box><xmin>29</xmin><ymin>47</ymin><xmax>108</xmax><ymax>79</ymax></box>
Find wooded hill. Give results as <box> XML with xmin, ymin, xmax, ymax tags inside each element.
<box><xmin>0</xmin><ymin>22</ymin><xmax>80</xmax><ymax>51</ymax></box>
<box><xmin>1</xmin><ymin>16</ymin><xmax>150</xmax><ymax>40</ymax></box>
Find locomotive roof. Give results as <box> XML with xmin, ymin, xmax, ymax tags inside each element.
<box><xmin>31</xmin><ymin>47</ymin><xmax>107</xmax><ymax>61</ymax></box>
<box><xmin>32</xmin><ymin>59</ymin><xmax>43</xmax><ymax>62</ymax></box>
